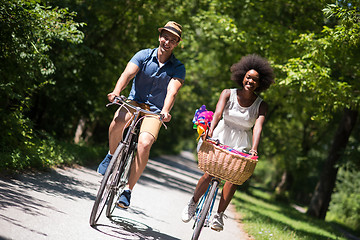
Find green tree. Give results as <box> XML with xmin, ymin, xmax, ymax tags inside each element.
<box><xmin>0</xmin><ymin>0</ymin><xmax>84</xmax><ymax>169</ymax></box>
<box><xmin>279</xmin><ymin>3</ymin><xmax>360</xmax><ymax>218</ymax></box>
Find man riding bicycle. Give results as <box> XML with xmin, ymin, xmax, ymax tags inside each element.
<box><xmin>97</xmin><ymin>21</ymin><xmax>185</xmax><ymax>208</ymax></box>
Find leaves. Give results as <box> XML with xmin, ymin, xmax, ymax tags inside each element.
<box><xmin>0</xmin><ymin>0</ymin><xmax>85</xmax><ymax>170</ymax></box>
<box><xmin>279</xmin><ymin>3</ymin><xmax>360</xmax><ymax>121</ymax></box>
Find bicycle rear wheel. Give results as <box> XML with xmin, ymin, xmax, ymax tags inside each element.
<box><xmin>89</xmin><ymin>143</ymin><xmax>125</xmax><ymax>227</ymax></box>
<box><xmin>106</xmin><ymin>147</ymin><xmax>136</xmax><ymax>217</ymax></box>
<box><xmin>191</xmin><ymin>180</ymin><xmax>219</xmax><ymax>240</ymax></box>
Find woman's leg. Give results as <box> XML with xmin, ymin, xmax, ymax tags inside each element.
<box><xmin>181</xmin><ymin>172</ymin><xmax>213</xmax><ymax>222</ymax></box>
<box><xmin>217</xmin><ymin>181</ymin><xmax>237</xmax><ymax>213</ymax></box>
<box><xmin>210</xmin><ymin>182</ymin><xmax>237</xmax><ymax>231</ymax></box>
<box><xmin>193</xmin><ymin>173</ymin><xmax>212</xmax><ymax>202</ymax></box>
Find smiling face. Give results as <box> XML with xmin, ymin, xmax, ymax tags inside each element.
<box><xmin>158</xmin><ymin>30</ymin><xmax>179</xmax><ymax>53</ymax></box>
<box><xmin>242</xmin><ymin>69</ymin><xmax>260</xmax><ymax>91</ymax></box>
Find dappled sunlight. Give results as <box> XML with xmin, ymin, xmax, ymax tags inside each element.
<box><xmin>233</xmin><ymin>188</ymin><xmax>347</xmax><ymax>240</ymax></box>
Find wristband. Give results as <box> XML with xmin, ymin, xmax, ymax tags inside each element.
<box><xmin>249</xmin><ymin>149</ymin><xmax>258</xmax><ymax>155</ymax></box>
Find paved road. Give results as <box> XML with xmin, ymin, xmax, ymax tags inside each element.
<box><xmin>0</xmin><ymin>151</ymin><xmax>251</xmax><ymax>240</ymax></box>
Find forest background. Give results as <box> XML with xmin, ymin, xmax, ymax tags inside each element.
<box><xmin>1</xmin><ymin>0</ymin><xmax>359</xmax><ymax>234</ymax></box>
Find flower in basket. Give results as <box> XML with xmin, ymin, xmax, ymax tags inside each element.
<box><xmin>192</xmin><ymin>105</ymin><xmax>213</xmax><ymax>140</ymax></box>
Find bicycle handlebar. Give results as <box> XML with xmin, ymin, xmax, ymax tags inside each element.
<box><xmin>205</xmin><ymin>136</ymin><xmax>255</xmax><ymax>156</ymax></box>
<box><xmin>106</xmin><ymin>96</ymin><xmax>167</xmax><ymax>128</ymax></box>
<box><xmin>106</xmin><ymin>96</ymin><xmax>160</xmax><ymax>115</ymax></box>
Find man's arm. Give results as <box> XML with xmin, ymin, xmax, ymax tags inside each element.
<box><xmin>107</xmin><ymin>62</ymin><xmax>139</xmax><ymax>102</ymax></box>
<box><xmin>160</xmin><ymin>77</ymin><xmax>184</xmax><ymax>122</ymax></box>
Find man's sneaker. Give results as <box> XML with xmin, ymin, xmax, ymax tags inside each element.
<box><xmin>116</xmin><ymin>190</ymin><xmax>131</xmax><ymax>209</ymax></box>
<box><xmin>97</xmin><ymin>154</ymin><xmax>112</xmax><ymax>175</ymax></box>
<box><xmin>181</xmin><ymin>197</ymin><xmax>197</xmax><ymax>223</ymax></box>
<box><xmin>211</xmin><ymin>212</ymin><xmax>226</xmax><ymax>231</ymax></box>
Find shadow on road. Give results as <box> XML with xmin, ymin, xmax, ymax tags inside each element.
<box><xmin>0</xmin><ymin>168</ymin><xmax>95</xmax><ymax>216</ymax></box>
<box><xmin>0</xmin><ymin>151</ymin><xmax>200</xmax><ymax>239</ymax></box>
<box><xmin>0</xmin><ymin>152</ymin><xmax>199</xmax><ymax>216</ymax></box>
<box><xmin>139</xmin><ymin>153</ymin><xmax>203</xmax><ymax>195</ymax></box>
<box><xmin>93</xmin><ymin>216</ymin><xmax>181</xmax><ymax>240</ymax></box>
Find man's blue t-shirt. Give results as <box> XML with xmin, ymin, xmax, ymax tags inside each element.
<box><xmin>128</xmin><ymin>48</ymin><xmax>186</xmax><ymax>113</ymax></box>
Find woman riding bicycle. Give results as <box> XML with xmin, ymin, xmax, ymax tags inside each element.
<box><xmin>182</xmin><ymin>54</ymin><xmax>274</xmax><ymax>231</ymax></box>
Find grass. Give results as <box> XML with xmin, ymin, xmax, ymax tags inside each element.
<box><xmin>233</xmin><ymin>186</ymin><xmax>349</xmax><ymax>240</ymax></box>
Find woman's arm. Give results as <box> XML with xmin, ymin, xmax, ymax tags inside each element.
<box><xmin>250</xmin><ymin>101</ymin><xmax>268</xmax><ymax>155</ymax></box>
<box><xmin>207</xmin><ymin>89</ymin><xmax>231</xmax><ymax>137</ymax></box>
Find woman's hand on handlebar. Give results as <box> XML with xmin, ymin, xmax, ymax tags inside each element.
<box><xmin>207</xmin><ymin>128</ymin><xmax>214</xmax><ymax>138</ymax></box>
<box><xmin>249</xmin><ymin>149</ymin><xmax>258</xmax><ymax>157</ymax></box>
<box><xmin>160</xmin><ymin>111</ymin><xmax>171</xmax><ymax>122</ymax></box>
<box><xmin>201</xmin><ymin>128</ymin><xmax>213</xmax><ymax>141</ymax></box>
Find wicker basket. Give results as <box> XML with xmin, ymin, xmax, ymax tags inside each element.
<box><xmin>197</xmin><ymin>139</ymin><xmax>258</xmax><ymax>185</ymax></box>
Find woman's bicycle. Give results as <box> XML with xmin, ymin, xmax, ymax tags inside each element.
<box><xmin>191</xmin><ymin>177</ymin><xmax>220</xmax><ymax>240</ymax></box>
<box><xmin>191</xmin><ymin>138</ymin><xmax>258</xmax><ymax>240</ymax></box>
<box><xmin>89</xmin><ymin>96</ymin><xmax>165</xmax><ymax>227</ymax></box>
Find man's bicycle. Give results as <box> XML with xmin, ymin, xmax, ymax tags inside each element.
<box><xmin>89</xmin><ymin>96</ymin><xmax>165</xmax><ymax>227</ymax></box>
<box><xmin>191</xmin><ymin>138</ymin><xmax>258</xmax><ymax>240</ymax></box>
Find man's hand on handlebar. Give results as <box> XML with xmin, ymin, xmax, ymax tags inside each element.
<box><xmin>160</xmin><ymin>112</ymin><xmax>171</xmax><ymax>122</ymax></box>
<box><xmin>107</xmin><ymin>92</ymin><xmax>118</xmax><ymax>102</ymax></box>
<box><xmin>108</xmin><ymin>94</ymin><xmax>170</xmax><ymax>122</ymax></box>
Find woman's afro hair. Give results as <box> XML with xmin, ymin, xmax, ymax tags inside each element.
<box><xmin>230</xmin><ymin>54</ymin><xmax>274</xmax><ymax>93</ymax></box>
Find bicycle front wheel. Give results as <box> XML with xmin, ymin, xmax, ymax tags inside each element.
<box><xmin>89</xmin><ymin>143</ymin><xmax>125</xmax><ymax>227</ymax></box>
<box><xmin>106</xmin><ymin>147</ymin><xmax>135</xmax><ymax>217</ymax></box>
<box><xmin>191</xmin><ymin>180</ymin><xmax>219</xmax><ymax>240</ymax></box>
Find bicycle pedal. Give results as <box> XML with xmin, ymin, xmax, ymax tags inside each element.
<box><xmin>211</xmin><ymin>227</ymin><xmax>222</xmax><ymax>232</ymax></box>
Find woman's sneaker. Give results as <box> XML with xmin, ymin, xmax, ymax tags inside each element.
<box><xmin>211</xmin><ymin>212</ymin><xmax>226</xmax><ymax>231</ymax></box>
<box><xmin>97</xmin><ymin>153</ymin><xmax>112</xmax><ymax>175</ymax></box>
<box><xmin>181</xmin><ymin>198</ymin><xmax>197</xmax><ymax>223</ymax></box>
<box><xmin>116</xmin><ymin>190</ymin><xmax>131</xmax><ymax>209</ymax></box>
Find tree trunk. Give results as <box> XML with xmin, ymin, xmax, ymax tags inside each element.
<box><xmin>307</xmin><ymin>108</ymin><xmax>358</xmax><ymax>219</ymax></box>
<box><xmin>275</xmin><ymin>170</ymin><xmax>293</xmax><ymax>199</ymax></box>
<box><xmin>74</xmin><ymin>117</ymin><xmax>86</xmax><ymax>144</ymax></box>
<box><xmin>84</xmin><ymin>120</ymin><xmax>97</xmax><ymax>143</ymax></box>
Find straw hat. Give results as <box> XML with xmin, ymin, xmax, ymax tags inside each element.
<box><xmin>158</xmin><ymin>21</ymin><xmax>182</xmax><ymax>41</ymax></box>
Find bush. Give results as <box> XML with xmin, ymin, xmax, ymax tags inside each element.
<box><xmin>328</xmin><ymin>165</ymin><xmax>360</xmax><ymax>232</ymax></box>
<box><xmin>0</xmin><ymin>125</ymin><xmax>105</xmax><ymax>174</ymax></box>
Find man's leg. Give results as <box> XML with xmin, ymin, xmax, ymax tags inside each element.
<box><xmin>117</xmin><ymin>115</ymin><xmax>161</xmax><ymax>208</ymax></box>
<box><xmin>109</xmin><ymin>107</ymin><xmax>133</xmax><ymax>154</ymax></box>
<box><xmin>98</xmin><ymin>107</ymin><xmax>133</xmax><ymax>175</ymax></box>
<box><xmin>127</xmin><ymin>132</ymin><xmax>155</xmax><ymax>189</ymax></box>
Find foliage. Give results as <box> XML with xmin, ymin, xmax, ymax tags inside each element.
<box><xmin>327</xmin><ymin>165</ymin><xmax>360</xmax><ymax>231</ymax></box>
<box><xmin>268</xmin><ymin>2</ymin><xmax>360</xmax><ymax>205</ymax></box>
<box><xmin>0</xmin><ymin>0</ymin><xmax>85</xmax><ymax>101</ymax></box>
<box><xmin>0</xmin><ymin>0</ymin><xmax>84</xmax><ymax>171</ymax></box>
<box><xmin>279</xmin><ymin>2</ymin><xmax>360</xmax><ymax>117</ymax></box>
<box><xmin>0</xmin><ymin>130</ymin><xmax>102</xmax><ymax>173</ymax></box>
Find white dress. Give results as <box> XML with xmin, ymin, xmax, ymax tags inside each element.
<box><xmin>212</xmin><ymin>88</ymin><xmax>263</xmax><ymax>152</ymax></box>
